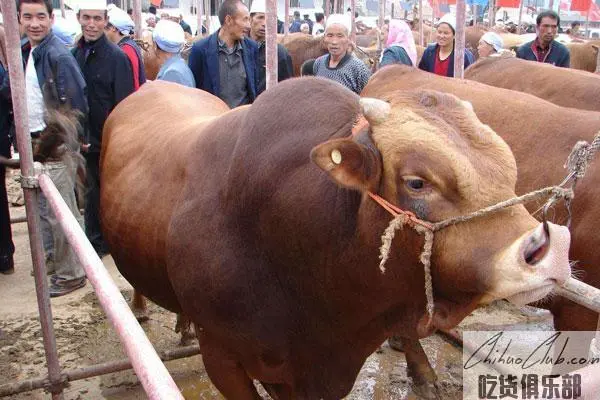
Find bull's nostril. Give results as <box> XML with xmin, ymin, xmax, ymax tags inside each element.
<box><xmin>524</xmin><ymin>226</ymin><xmax>550</xmax><ymax>266</ymax></box>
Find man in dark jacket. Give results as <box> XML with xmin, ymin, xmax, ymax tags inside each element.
<box><xmin>516</xmin><ymin>10</ymin><xmax>570</xmax><ymax>68</ymax></box>
<box><xmin>289</xmin><ymin>11</ymin><xmax>302</xmax><ymax>33</ymax></box>
<box><xmin>188</xmin><ymin>0</ymin><xmax>258</xmax><ymax>108</ymax></box>
<box><xmin>249</xmin><ymin>0</ymin><xmax>293</xmax><ymax>95</ymax></box>
<box><xmin>17</xmin><ymin>0</ymin><xmax>90</xmax><ymax>295</ymax></box>
<box><xmin>0</xmin><ymin>60</ymin><xmax>14</xmax><ymax>275</ymax></box>
<box><xmin>74</xmin><ymin>2</ymin><xmax>135</xmax><ymax>259</ymax></box>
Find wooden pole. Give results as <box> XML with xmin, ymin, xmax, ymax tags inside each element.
<box><xmin>196</xmin><ymin>0</ymin><xmax>204</xmax><ymax>35</ymax></box>
<box><xmin>284</xmin><ymin>0</ymin><xmax>289</xmax><ymax>35</ymax></box>
<box><xmin>59</xmin><ymin>0</ymin><xmax>65</xmax><ymax>18</ymax></box>
<box><xmin>517</xmin><ymin>0</ymin><xmax>524</xmax><ymax>34</ymax></box>
<box><xmin>351</xmin><ymin>0</ymin><xmax>356</xmax><ymax>42</ymax></box>
<box><xmin>488</xmin><ymin>0</ymin><xmax>495</xmax><ymax>27</ymax></box>
<box><xmin>266</xmin><ymin>0</ymin><xmax>278</xmax><ymax>90</ymax></box>
<box><xmin>419</xmin><ymin>0</ymin><xmax>424</xmax><ymax>47</ymax></box>
<box><xmin>585</xmin><ymin>6</ymin><xmax>590</xmax><ymax>38</ymax></box>
<box><xmin>454</xmin><ymin>0</ymin><xmax>466</xmax><ymax>78</ymax></box>
<box><xmin>132</xmin><ymin>0</ymin><xmax>142</xmax><ymax>39</ymax></box>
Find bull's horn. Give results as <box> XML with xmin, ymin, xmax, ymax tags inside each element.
<box><xmin>359</xmin><ymin>98</ymin><xmax>390</xmax><ymax>125</ymax></box>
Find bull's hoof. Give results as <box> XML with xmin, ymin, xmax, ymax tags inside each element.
<box><xmin>387</xmin><ymin>335</ymin><xmax>404</xmax><ymax>352</ymax></box>
<box><xmin>411</xmin><ymin>381</ymin><xmax>441</xmax><ymax>400</ymax></box>
<box><xmin>132</xmin><ymin>308</ymin><xmax>150</xmax><ymax>323</ymax></box>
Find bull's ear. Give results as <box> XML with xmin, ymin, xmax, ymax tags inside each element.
<box><xmin>593</xmin><ymin>44</ymin><xmax>599</xmax><ymax>54</ymax></box>
<box><xmin>310</xmin><ymin>137</ymin><xmax>381</xmax><ymax>192</ymax></box>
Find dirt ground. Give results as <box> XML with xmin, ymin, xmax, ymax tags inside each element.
<box><xmin>0</xmin><ymin>171</ymin><xmax>556</xmax><ymax>400</ymax></box>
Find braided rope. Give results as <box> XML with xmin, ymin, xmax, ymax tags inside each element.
<box><xmin>565</xmin><ymin>131</ymin><xmax>600</xmax><ymax>180</ymax></box>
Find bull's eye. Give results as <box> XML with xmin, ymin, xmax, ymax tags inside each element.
<box><xmin>405</xmin><ymin>178</ymin><xmax>425</xmax><ymax>191</ymax></box>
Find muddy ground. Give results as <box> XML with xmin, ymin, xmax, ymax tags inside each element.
<box><xmin>0</xmin><ymin>170</ymin><xmax>555</xmax><ymax>399</ymax></box>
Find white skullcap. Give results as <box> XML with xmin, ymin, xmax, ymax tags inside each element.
<box><xmin>480</xmin><ymin>31</ymin><xmax>504</xmax><ymax>53</ymax></box>
<box><xmin>108</xmin><ymin>7</ymin><xmax>134</xmax><ymax>35</ymax></box>
<box><xmin>325</xmin><ymin>14</ymin><xmax>351</xmax><ymax>34</ymax></box>
<box><xmin>250</xmin><ymin>0</ymin><xmax>265</xmax><ymax>14</ymax></box>
<box><xmin>78</xmin><ymin>0</ymin><xmax>107</xmax><ymax>11</ymax></box>
<box><xmin>168</xmin><ymin>8</ymin><xmax>182</xmax><ymax>17</ymax></box>
<box><xmin>52</xmin><ymin>18</ymin><xmax>79</xmax><ymax>46</ymax></box>
<box><xmin>436</xmin><ymin>13</ymin><xmax>456</xmax><ymax>33</ymax></box>
<box><xmin>153</xmin><ymin>20</ymin><xmax>185</xmax><ymax>53</ymax></box>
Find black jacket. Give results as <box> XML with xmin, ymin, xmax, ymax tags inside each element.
<box><xmin>256</xmin><ymin>43</ymin><xmax>293</xmax><ymax>96</ymax></box>
<box><xmin>22</xmin><ymin>31</ymin><xmax>88</xmax><ymax>119</ymax></box>
<box><xmin>73</xmin><ymin>34</ymin><xmax>134</xmax><ymax>153</ymax></box>
<box><xmin>0</xmin><ymin>63</ymin><xmax>11</xmax><ymax>157</ymax></box>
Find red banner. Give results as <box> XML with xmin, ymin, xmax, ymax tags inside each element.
<box><xmin>495</xmin><ymin>0</ymin><xmax>521</xmax><ymax>8</ymax></box>
<box><xmin>570</xmin><ymin>0</ymin><xmax>592</xmax><ymax>11</ymax></box>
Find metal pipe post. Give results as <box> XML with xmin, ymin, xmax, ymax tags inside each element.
<box><xmin>517</xmin><ymin>0</ymin><xmax>524</xmax><ymax>34</ymax></box>
<box><xmin>196</xmin><ymin>0</ymin><xmax>204</xmax><ymax>35</ymax></box>
<box><xmin>454</xmin><ymin>0</ymin><xmax>466</xmax><ymax>79</ymax></box>
<box><xmin>132</xmin><ymin>0</ymin><xmax>142</xmax><ymax>39</ymax></box>
<box><xmin>350</xmin><ymin>0</ymin><xmax>356</xmax><ymax>43</ymax></box>
<box><xmin>37</xmin><ymin>174</ymin><xmax>184</xmax><ymax>400</ymax></box>
<box><xmin>585</xmin><ymin>7</ymin><xmax>591</xmax><ymax>38</ymax></box>
<box><xmin>325</xmin><ymin>0</ymin><xmax>331</xmax><ymax>19</ymax></box>
<box><xmin>284</xmin><ymin>0</ymin><xmax>289</xmax><ymax>35</ymax></box>
<box><xmin>333</xmin><ymin>0</ymin><xmax>338</xmax><ymax>15</ymax></box>
<box><xmin>59</xmin><ymin>0</ymin><xmax>65</xmax><ymax>18</ymax></box>
<box><xmin>473</xmin><ymin>4</ymin><xmax>478</xmax><ymax>28</ymax></box>
<box><xmin>205</xmin><ymin>0</ymin><xmax>211</xmax><ymax>34</ymax></box>
<box><xmin>379</xmin><ymin>0</ymin><xmax>385</xmax><ymax>31</ymax></box>
<box><xmin>0</xmin><ymin>1</ymin><xmax>63</xmax><ymax>399</ymax></box>
<box><xmin>266</xmin><ymin>0</ymin><xmax>278</xmax><ymax>90</ymax></box>
<box><xmin>418</xmin><ymin>0</ymin><xmax>424</xmax><ymax>47</ymax></box>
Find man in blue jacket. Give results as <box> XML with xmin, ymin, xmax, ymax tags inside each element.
<box><xmin>188</xmin><ymin>0</ymin><xmax>258</xmax><ymax>108</ymax></box>
<box><xmin>516</xmin><ymin>10</ymin><xmax>570</xmax><ymax>68</ymax></box>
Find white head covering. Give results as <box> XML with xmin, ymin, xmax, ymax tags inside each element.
<box><xmin>52</xmin><ymin>18</ymin><xmax>79</xmax><ymax>46</ymax></box>
<box><xmin>250</xmin><ymin>0</ymin><xmax>265</xmax><ymax>14</ymax></box>
<box><xmin>325</xmin><ymin>14</ymin><xmax>351</xmax><ymax>35</ymax></box>
<box><xmin>168</xmin><ymin>8</ymin><xmax>182</xmax><ymax>18</ymax></box>
<box><xmin>153</xmin><ymin>20</ymin><xmax>185</xmax><ymax>53</ymax></box>
<box><xmin>0</xmin><ymin>13</ymin><xmax>4</xmax><ymax>25</ymax></box>
<box><xmin>78</xmin><ymin>0</ymin><xmax>107</xmax><ymax>11</ymax></box>
<box><xmin>436</xmin><ymin>13</ymin><xmax>456</xmax><ymax>33</ymax></box>
<box><xmin>480</xmin><ymin>31</ymin><xmax>504</xmax><ymax>53</ymax></box>
<box><xmin>108</xmin><ymin>7</ymin><xmax>134</xmax><ymax>35</ymax></box>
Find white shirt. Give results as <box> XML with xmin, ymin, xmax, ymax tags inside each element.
<box><xmin>313</xmin><ymin>22</ymin><xmax>325</xmax><ymax>37</ymax></box>
<box><xmin>25</xmin><ymin>49</ymin><xmax>47</xmax><ymax>133</ymax></box>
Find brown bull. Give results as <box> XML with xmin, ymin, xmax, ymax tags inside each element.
<box><xmin>363</xmin><ymin>65</ymin><xmax>600</xmax><ymax>355</ymax></box>
<box><xmin>279</xmin><ymin>33</ymin><xmax>327</xmax><ymax>76</ymax></box>
<box><xmin>465</xmin><ymin>55</ymin><xmax>600</xmax><ymax>111</ymax></box>
<box><xmin>567</xmin><ymin>40</ymin><xmax>600</xmax><ymax>73</ymax></box>
<box><xmin>101</xmin><ymin>78</ymin><xmax>570</xmax><ymax>399</ymax></box>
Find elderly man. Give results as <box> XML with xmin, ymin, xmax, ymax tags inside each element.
<box><xmin>153</xmin><ymin>20</ymin><xmax>195</xmax><ymax>88</ymax></box>
<box><xmin>516</xmin><ymin>10</ymin><xmax>570</xmax><ymax>67</ymax></box>
<box><xmin>249</xmin><ymin>0</ymin><xmax>293</xmax><ymax>95</ymax></box>
<box><xmin>312</xmin><ymin>14</ymin><xmax>371</xmax><ymax>94</ymax></box>
<box><xmin>188</xmin><ymin>0</ymin><xmax>258</xmax><ymax>108</ymax></box>
<box><xmin>73</xmin><ymin>0</ymin><xmax>135</xmax><ymax>260</ymax></box>
<box><xmin>106</xmin><ymin>6</ymin><xmax>146</xmax><ymax>90</ymax></box>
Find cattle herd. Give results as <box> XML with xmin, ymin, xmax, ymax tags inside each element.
<box><xmin>2</xmin><ymin>17</ymin><xmax>600</xmax><ymax>400</ymax></box>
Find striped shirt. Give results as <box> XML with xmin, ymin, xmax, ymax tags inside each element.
<box><xmin>313</xmin><ymin>53</ymin><xmax>371</xmax><ymax>94</ymax></box>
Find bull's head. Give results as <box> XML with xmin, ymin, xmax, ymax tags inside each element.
<box><xmin>311</xmin><ymin>90</ymin><xmax>571</xmax><ymax>336</ymax></box>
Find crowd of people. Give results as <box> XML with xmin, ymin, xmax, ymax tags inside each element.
<box><xmin>0</xmin><ymin>0</ymin><xmax>571</xmax><ymax>297</ymax></box>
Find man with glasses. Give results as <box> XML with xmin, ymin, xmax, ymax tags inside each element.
<box><xmin>516</xmin><ymin>10</ymin><xmax>570</xmax><ymax>67</ymax></box>
<box><xmin>73</xmin><ymin>0</ymin><xmax>134</xmax><ymax>260</ymax></box>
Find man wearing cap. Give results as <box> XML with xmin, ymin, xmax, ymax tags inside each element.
<box><xmin>418</xmin><ymin>13</ymin><xmax>474</xmax><ymax>77</ymax></box>
<box><xmin>249</xmin><ymin>0</ymin><xmax>293</xmax><ymax>96</ymax></box>
<box><xmin>313</xmin><ymin>14</ymin><xmax>371</xmax><ymax>94</ymax></box>
<box><xmin>188</xmin><ymin>0</ymin><xmax>258</xmax><ymax>108</ymax></box>
<box><xmin>477</xmin><ymin>31</ymin><xmax>504</xmax><ymax>58</ymax></box>
<box><xmin>154</xmin><ymin>20</ymin><xmax>195</xmax><ymax>88</ymax></box>
<box><xmin>516</xmin><ymin>10</ymin><xmax>570</xmax><ymax>68</ymax></box>
<box><xmin>74</xmin><ymin>0</ymin><xmax>135</xmax><ymax>259</ymax></box>
<box><xmin>106</xmin><ymin>6</ymin><xmax>146</xmax><ymax>90</ymax></box>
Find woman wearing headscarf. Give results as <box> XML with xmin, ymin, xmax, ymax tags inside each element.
<box><xmin>379</xmin><ymin>19</ymin><xmax>417</xmax><ymax>67</ymax></box>
<box><xmin>418</xmin><ymin>14</ymin><xmax>474</xmax><ymax>77</ymax></box>
<box><xmin>477</xmin><ymin>32</ymin><xmax>504</xmax><ymax>58</ymax></box>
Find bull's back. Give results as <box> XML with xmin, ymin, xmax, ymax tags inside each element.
<box><xmin>464</xmin><ymin>56</ymin><xmax>600</xmax><ymax>111</ymax></box>
<box><xmin>100</xmin><ymin>81</ymin><xmax>229</xmax><ymax>311</ymax></box>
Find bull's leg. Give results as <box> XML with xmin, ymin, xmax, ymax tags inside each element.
<box><xmin>174</xmin><ymin>314</ymin><xmax>196</xmax><ymax>346</ymax></box>
<box><xmin>402</xmin><ymin>337</ymin><xmax>441</xmax><ymax>400</ymax></box>
<box><xmin>200</xmin><ymin>332</ymin><xmax>262</xmax><ymax>400</ymax></box>
<box><xmin>130</xmin><ymin>290</ymin><xmax>149</xmax><ymax>322</ymax></box>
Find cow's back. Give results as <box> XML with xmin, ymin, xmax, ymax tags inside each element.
<box><xmin>465</xmin><ymin>55</ymin><xmax>600</xmax><ymax>111</ymax></box>
<box><xmin>363</xmin><ymin>66</ymin><xmax>600</xmax><ymax>332</ymax></box>
<box><xmin>567</xmin><ymin>40</ymin><xmax>600</xmax><ymax>73</ymax></box>
<box><xmin>100</xmin><ymin>81</ymin><xmax>230</xmax><ymax>312</ymax></box>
